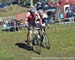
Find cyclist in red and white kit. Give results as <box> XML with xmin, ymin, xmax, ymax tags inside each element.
<box><xmin>25</xmin><ymin>7</ymin><xmax>42</xmax><ymax>48</ymax></box>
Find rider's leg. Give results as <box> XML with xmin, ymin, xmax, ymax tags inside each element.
<box><xmin>27</xmin><ymin>27</ymin><xmax>33</xmax><ymax>46</ymax></box>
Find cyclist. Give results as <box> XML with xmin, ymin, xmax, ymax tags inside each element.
<box><xmin>38</xmin><ymin>10</ymin><xmax>49</xmax><ymax>31</ymax></box>
<box><xmin>42</xmin><ymin>11</ymin><xmax>50</xmax><ymax>29</ymax></box>
<box><xmin>25</xmin><ymin>8</ymin><xmax>42</xmax><ymax>48</ymax></box>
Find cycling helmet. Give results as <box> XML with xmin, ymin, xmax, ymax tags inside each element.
<box><xmin>30</xmin><ymin>6</ymin><xmax>36</xmax><ymax>13</ymax></box>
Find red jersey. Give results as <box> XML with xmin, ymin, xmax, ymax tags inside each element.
<box><xmin>24</xmin><ymin>12</ymin><xmax>42</xmax><ymax>26</ymax></box>
<box><xmin>28</xmin><ymin>13</ymin><xmax>38</xmax><ymax>21</ymax></box>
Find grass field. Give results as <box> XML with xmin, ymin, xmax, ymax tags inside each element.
<box><xmin>0</xmin><ymin>5</ymin><xmax>28</xmax><ymax>17</ymax></box>
<box><xmin>0</xmin><ymin>23</ymin><xmax>75</xmax><ymax>60</ymax></box>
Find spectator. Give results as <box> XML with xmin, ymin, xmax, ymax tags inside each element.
<box><xmin>13</xmin><ymin>20</ymin><xmax>17</xmax><ymax>31</ymax></box>
<box><xmin>68</xmin><ymin>11</ymin><xmax>74</xmax><ymax>23</ymax></box>
<box><xmin>64</xmin><ymin>13</ymin><xmax>67</xmax><ymax>19</ymax></box>
<box><xmin>59</xmin><ymin>12</ymin><xmax>64</xmax><ymax>23</ymax></box>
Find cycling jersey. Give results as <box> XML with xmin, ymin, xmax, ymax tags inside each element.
<box><xmin>25</xmin><ymin>11</ymin><xmax>42</xmax><ymax>28</ymax></box>
<box><xmin>28</xmin><ymin>13</ymin><xmax>38</xmax><ymax>22</ymax></box>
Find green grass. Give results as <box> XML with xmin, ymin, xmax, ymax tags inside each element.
<box><xmin>0</xmin><ymin>5</ymin><xmax>28</xmax><ymax>17</ymax></box>
<box><xmin>0</xmin><ymin>24</ymin><xmax>75</xmax><ymax>60</ymax></box>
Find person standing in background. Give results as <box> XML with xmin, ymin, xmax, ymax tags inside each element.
<box><xmin>13</xmin><ymin>20</ymin><xmax>17</xmax><ymax>32</ymax></box>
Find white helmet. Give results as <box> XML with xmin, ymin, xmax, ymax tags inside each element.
<box><xmin>30</xmin><ymin>6</ymin><xmax>36</xmax><ymax>13</ymax></box>
<box><xmin>38</xmin><ymin>9</ymin><xmax>44</xmax><ymax>16</ymax></box>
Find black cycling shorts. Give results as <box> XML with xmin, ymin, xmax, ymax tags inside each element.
<box><xmin>28</xmin><ymin>20</ymin><xmax>35</xmax><ymax>30</ymax></box>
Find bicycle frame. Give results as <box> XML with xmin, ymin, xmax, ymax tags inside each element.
<box><xmin>32</xmin><ymin>27</ymin><xmax>41</xmax><ymax>54</ymax></box>
<box><xmin>40</xmin><ymin>26</ymin><xmax>50</xmax><ymax>49</ymax></box>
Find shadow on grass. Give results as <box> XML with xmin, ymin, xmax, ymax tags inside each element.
<box><xmin>15</xmin><ymin>42</ymin><xmax>41</xmax><ymax>55</ymax></box>
<box><xmin>15</xmin><ymin>43</ymin><xmax>32</xmax><ymax>51</ymax></box>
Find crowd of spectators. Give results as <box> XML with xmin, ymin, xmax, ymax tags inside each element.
<box><xmin>0</xmin><ymin>18</ymin><xmax>27</xmax><ymax>32</ymax></box>
<box><xmin>0</xmin><ymin>1</ymin><xmax>75</xmax><ymax>32</ymax></box>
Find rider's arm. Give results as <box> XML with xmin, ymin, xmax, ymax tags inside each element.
<box><xmin>38</xmin><ymin>18</ymin><xmax>42</xmax><ymax>26</ymax></box>
<box><xmin>24</xmin><ymin>12</ymin><xmax>30</xmax><ymax>27</ymax></box>
<box><xmin>35</xmin><ymin>13</ymin><xmax>42</xmax><ymax>26</ymax></box>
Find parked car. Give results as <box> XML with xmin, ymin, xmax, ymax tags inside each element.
<box><xmin>0</xmin><ymin>2</ymin><xmax>11</xmax><ymax>8</ymax></box>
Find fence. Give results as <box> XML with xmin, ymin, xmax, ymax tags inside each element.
<box><xmin>55</xmin><ymin>17</ymin><xmax>75</xmax><ymax>24</ymax></box>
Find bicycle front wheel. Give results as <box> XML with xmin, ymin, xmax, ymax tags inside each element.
<box><xmin>42</xmin><ymin>34</ymin><xmax>50</xmax><ymax>49</ymax></box>
<box><xmin>33</xmin><ymin>35</ymin><xmax>41</xmax><ymax>54</ymax></box>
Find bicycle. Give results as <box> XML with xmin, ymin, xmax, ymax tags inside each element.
<box><xmin>30</xmin><ymin>21</ymin><xmax>50</xmax><ymax>54</ymax></box>
<box><xmin>32</xmin><ymin>26</ymin><xmax>50</xmax><ymax>54</ymax></box>
<box><xmin>41</xmin><ymin>26</ymin><xmax>50</xmax><ymax>49</ymax></box>
<box><xmin>32</xmin><ymin>27</ymin><xmax>41</xmax><ymax>54</ymax></box>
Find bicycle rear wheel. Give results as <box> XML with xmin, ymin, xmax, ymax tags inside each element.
<box><xmin>42</xmin><ymin>34</ymin><xmax>50</xmax><ymax>49</ymax></box>
<box><xmin>33</xmin><ymin>35</ymin><xmax>41</xmax><ymax>54</ymax></box>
